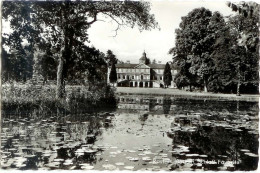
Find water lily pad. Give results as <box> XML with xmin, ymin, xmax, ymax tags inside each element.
<box><xmin>124</xmin><ymin>166</ymin><xmax>135</xmax><ymax>170</ymax></box>
<box><xmin>142</xmin><ymin>157</ymin><xmax>152</xmax><ymax>161</ymax></box>
<box><xmin>85</xmin><ymin>149</ymin><xmax>97</xmax><ymax>153</ymax></box>
<box><xmin>63</xmin><ymin>162</ymin><xmax>73</xmax><ymax>166</ymax></box>
<box><xmin>128</xmin><ymin>150</ymin><xmax>136</xmax><ymax>153</ymax></box>
<box><xmin>81</xmin><ymin>165</ymin><xmax>94</xmax><ymax>170</ymax></box>
<box><xmin>240</xmin><ymin>149</ymin><xmax>250</xmax><ymax>152</ymax></box>
<box><xmin>115</xmin><ymin>162</ymin><xmax>125</xmax><ymax>166</ymax></box>
<box><xmin>110</xmin><ymin>146</ymin><xmax>118</xmax><ymax>149</ymax></box>
<box><xmin>129</xmin><ymin>157</ymin><xmax>139</xmax><ymax>161</ymax></box>
<box><xmin>244</xmin><ymin>153</ymin><xmax>258</xmax><ymax>157</ymax></box>
<box><xmin>70</xmin><ymin>166</ymin><xmax>76</xmax><ymax>170</ymax></box>
<box><xmin>102</xmin><ymin>164</ymin><xmax>117</xmax><ymax>170</ymax></box>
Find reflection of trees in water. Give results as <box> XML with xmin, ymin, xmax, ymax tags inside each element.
<box><xmin>163</xmin><ymin>97</ymin><xmax>172</xmax><ymax>114</ymax></box>
<box><xmin>172</xmin><ymin>99</ymin><xmax>258</xmax><ymax>115</ymax></box>
<box><xmin>148</xmin><ymin>99</ymin><xmax>157</xmax><ymax>111</ymax></box>
<box><xmin>118</xmin><ymin>96</ymin><xmax>258</xmax><ymax>117</ymax></box>
<box><xmin>170</xmin><ymin>125</ymin><xmax>259</xmax><ymax>170</ymax></box>
<box><xmin>138</xmin><ymin>113</ymin><xmax>149</xmax><ymax>127</ymax></box>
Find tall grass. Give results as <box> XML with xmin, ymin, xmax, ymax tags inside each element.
<box><xmin>1</xmin><ymin>81</ymin><xmax>117</xmax><ymax>117</ymax></box>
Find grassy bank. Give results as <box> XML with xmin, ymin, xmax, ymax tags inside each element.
<box><xmin>116</xmin><ymin>87</ymin><xmax>260</xmax><ymax>102</ymax></box>
<box><xmin>1</xmin><ymin>82</ymin><xmax>117</xmax><ymax>116</ymax></box>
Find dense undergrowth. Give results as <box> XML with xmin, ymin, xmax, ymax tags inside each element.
<box><xmin>1</xmin><ymin>81</ymin><xmax>117</xmax><ymax>117</ymax></box>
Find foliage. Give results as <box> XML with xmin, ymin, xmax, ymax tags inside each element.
<box><xmin>2</xmin><ymin>0</ymin><xmax>158</xmax><ymax>98</ymax></box>
<box><xmin>163</xmin><ymin>62</ymin><xmax>172</xmax><ymax>88</ymax></box>
<box><xmin>170</xmin><ymin>7</ymin><xmax>259</xmax><ymax>94</ymax></box>
<box><xmin>227</xmin><ymin>1</ymin><xmax>259</xmax><ymax>53</ymax></box>
<box><xmin>109</xmin><ymin>63</ymin><xmax>117</xmax><ymax>84</ymax></box>
<box><xmin>1</xmin><ymin>43</ymin><xmax>34</xmax><ymax>83</ymax></box>
<box><xmin>170</xmin><ymin>8</ymin><xmax>222</xmax><ymax>91</ymax></box>
<box><xmin>1</xmin><ymin>82</ymin><xmax>117</xmax><ymax>115</ymax></box>
<box><xmin>145</xmin><ymin>57</ymin><xmax>151</xmax><ymax>65</ymax></box>
<box><xmin>105</xmin><ymin>50</ymin><xmax>118</xmax><ymax>67</ymax></box>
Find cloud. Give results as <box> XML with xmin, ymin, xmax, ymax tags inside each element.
<box><xmin>88</xmin><ymin>1</ymin><xmax>234</xmax><ymax>64</ymax></box>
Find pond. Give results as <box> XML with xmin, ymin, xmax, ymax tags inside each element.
<box><xmin>1</xmin><ymin>95</ymin><xmax>259</xmax><ymax>171</ymax></box>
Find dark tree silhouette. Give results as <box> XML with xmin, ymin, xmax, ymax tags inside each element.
<box><xmin>105</xmin><ymin>50</ymin><xmax>118</xmax><ymax>66</ymax></box>
<box><xmin>109</xmin><ymin>63</ymin><xmax>117</xmax><ymax>86</ymax></box>
<box><xmin>163</xmin><ymin>62</ymin><xmax>172</xmax><ymax>88</ymax></box>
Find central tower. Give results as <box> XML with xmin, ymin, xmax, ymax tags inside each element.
<box><xmin>139</xmin><ymin>51</ymin><xmax>148</xmax><ymax>64</ymax></box>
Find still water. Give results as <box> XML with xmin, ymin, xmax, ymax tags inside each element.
<box><xmin>1</xmin><ymin>96</ymin><xmax>259</xmax><ymax>171</ymax></box>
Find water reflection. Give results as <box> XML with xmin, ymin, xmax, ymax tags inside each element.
<box><xmin>1</xmin><ymin>96</ymin><xmax>259</xmax><ymax>171</ymax></box>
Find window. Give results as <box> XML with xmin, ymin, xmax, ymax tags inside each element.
<box><xmin>160</xmin><ymin>76</ymin><xmax>162</xmax><ymax>80</ymax></box>
<box><xmin>132</xmin><ymin>76</ymin><xmax>134</xmax><ymax>79</ymax></box>
<box><xmin>123</xmin><ymin>75</ymin><xmax>125</xmax><ymax>79</ymax></box>
<box><xmin>118</xmin><ymin>75</ymin><xmax>120</xmax><ymax>79</ymax></box>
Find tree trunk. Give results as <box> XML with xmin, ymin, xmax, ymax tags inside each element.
<box><xmin>56</xmin><ymin>56</ymin><xmax>65</xmax><ymax>99</ymax></box>
<box><xmin>204</xmin><ymin>79</ymin><xmax>208</xmax><ymax>92</ymax></box>
<box><xmin>236</xmin><ymin>63</ymin><xmax>241</xmax><ymax>96</ymax></box>
<box><xmin>237</xmin><ymin>81</ymin><xmax>240</xmax><ymax>96</ymax></box>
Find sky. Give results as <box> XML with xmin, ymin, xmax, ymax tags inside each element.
<box><xmin>87</xmin><ymin>1</ymin><xmax>236</xmax><ymax>64</ymax></box>
<box><xmin>2</xmin><ymin>1</ymin><xmax>236</xmax><ymax>64</ymax></box>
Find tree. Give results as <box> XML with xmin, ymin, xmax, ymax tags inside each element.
<box><xmin>170</xmin><ymin>8</ymin><xmax>227</xmax><ymax>92</ymax></box>
<box><xmin>227</xmin><ymin>1</ymin><xmax>259</xmax><ymax>51</ymax></box>
<box><xmin>105</xmin><ymin>50</ymin><xmax>117</xmax><ymax>66</ymax></box>
<box><xmin>145</xmin><ymin>57</ymin><xmax>151</xmax><ymax>65</ymax></box>
<box><xmin>109</xmin><ymin>63</ymin><xmax>117</xmax><ymax>86</ymax></box>
<box><xmin>163</xmin><ymin>62</ymin><xmax>172</xmax><ymax>88</ymax></box>
<box><xmin>3</xmin><ymin>1</ymin><xmax>158</xmax><ymax>99</ymax></box>
<box><xmin>229</xmin><ymin>15</ymin><xmax>258</xmax><ymax>94</ymax></box>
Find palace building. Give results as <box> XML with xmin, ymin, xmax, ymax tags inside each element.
<box><xmin>107</xmin><ymin>51</ymin><xmax>178</xmax><ymax>88</ymax></box>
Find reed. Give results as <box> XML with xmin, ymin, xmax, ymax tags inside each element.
<box><xmin>1</xmin><ymin>81</ymin><xmax>117</xmax><ymax>117</ymax></box>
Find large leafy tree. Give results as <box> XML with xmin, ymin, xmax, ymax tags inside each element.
<box><xmin>2</xmin><ymin>0</ymin><xmax>158</xmax><ymax>99</ymax></box>
<box><xmin>163</xmin><ymin>62</ymin><xmax>172</xmax><ymax>88</ymax></box>
<box><xmin>170</xmin><ymin>8</ymin><xmax>232</xmax><ymax>92</ymax></box>
<box><xmin>170</xmin><ymin>8</ymin><xmax>213</xmax><ymax>91</ymax></box>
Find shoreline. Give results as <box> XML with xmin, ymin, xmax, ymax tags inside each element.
<box><xmin>115</xmin><ymin>87</ymin><xmax>260</xmax><ymax>102</ymax></box>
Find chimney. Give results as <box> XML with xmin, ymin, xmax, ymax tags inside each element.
<box><xmin>158</xmin><ymin>61</ymin><xmax>162</xmax><ymax>64</ymax></box>
<box><xmin>126</xmin><ymin>60</ymin><xmax>130</xmax><ymax>64</ymax></box>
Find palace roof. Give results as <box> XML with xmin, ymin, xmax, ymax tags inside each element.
<box><xmin>115</xmin><ymin>63</ymin><xmax>178</xmax><ymax>69</ymax></box>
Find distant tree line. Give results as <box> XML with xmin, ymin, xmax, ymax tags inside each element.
<box><xmin>169</xmin><ymin>2</ymin><xmax>259</xmax><ymax>94</ymax></box>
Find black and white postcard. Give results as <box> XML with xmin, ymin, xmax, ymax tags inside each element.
<box><xmin>1</xmin><ymin>0</ymin><xmax>259</xmax><ymax>171</ymax></box>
